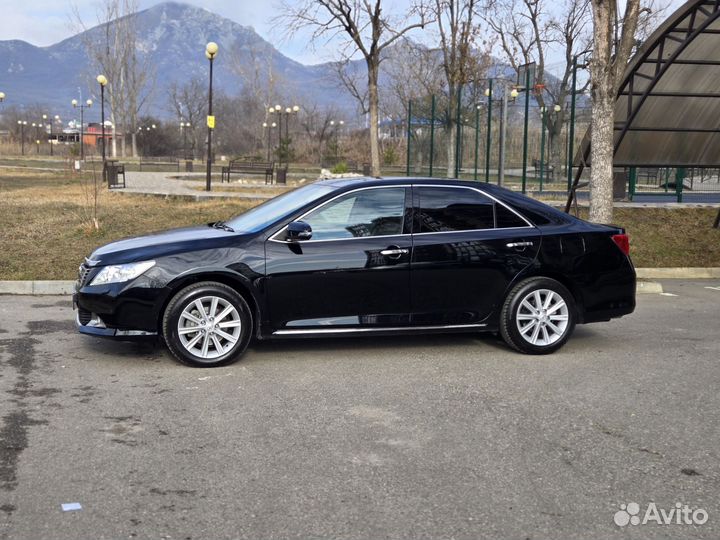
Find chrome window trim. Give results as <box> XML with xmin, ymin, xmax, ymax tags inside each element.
<box><xmin>267</xmin><ymin>182</ymin><xmax>535</xmax><ymax>244</ymax></box>
<box><xmin>273</xmin><ymin>323</ymin><xmax>487</xmax><ymax>335</ymax></box>
<box><xmin>414</xmin><ymin>184</ymin><xmax>535</xmax><ymax>230</ymax></box>
<box><xmin>268</xmin><ymin>184</ymin><xmax>411</xmax><ymax>244</ymax></box>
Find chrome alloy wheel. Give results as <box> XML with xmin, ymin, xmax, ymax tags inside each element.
<box><xmin>515</xmin><ymin>289</ymin><xmax>569</xmax><ymax>346</ymax></box>
<box><xmin>177</xmin><ymin>295</ymin><xmax>242</xmax><ymax>360</ymax></box>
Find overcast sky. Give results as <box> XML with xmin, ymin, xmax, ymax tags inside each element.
<box><xmin>0</xmin><ymin>0</ymin><xmax>685</xmax><ymax>70</ymax></box>
<box><xmin>0</xmin><ymin>0</ymin><xmax>331</xmax><ymax>64</ymax></box>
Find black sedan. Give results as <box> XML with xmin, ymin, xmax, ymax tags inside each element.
<box><xmin>74</xmin><ymin>178</ymin><xmax>635</xmax><ymax>367</ymax></box>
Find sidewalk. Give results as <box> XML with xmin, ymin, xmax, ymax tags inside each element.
<box><xmin>119</xmin><ymin>171</ymin><xmax>281</xmax><ymax>200</ymax></box>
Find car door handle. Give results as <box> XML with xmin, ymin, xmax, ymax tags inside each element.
<box><xmin>506</xmin><ymin>241</ymin><xmax>534</xmax><ymax>248</ymax></box>
<box><xmin>380</xmin><ymin>247</ymin><xmax>410</xmax><ymax>258</ymax></box>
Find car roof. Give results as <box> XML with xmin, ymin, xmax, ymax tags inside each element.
<box><xmin>316</xmin><ymin>176</ymin><xmax>576</xmax><ymax>226</ymax></box>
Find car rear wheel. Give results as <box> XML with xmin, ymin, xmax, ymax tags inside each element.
<box><xmin>162</xmin><ymin>281</ymin><xmax>252</xmax><ymax>367</ymax></box>
<box><xmin>499</xmin><ymin>277</ymin><xmax>576</xmax><ymax>355</ymax></box>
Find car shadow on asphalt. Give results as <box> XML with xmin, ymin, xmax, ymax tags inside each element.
<box><xmin>74</xmin><ymin>326</ymin><xmax>602</xmax><ymax>366</ymax></box>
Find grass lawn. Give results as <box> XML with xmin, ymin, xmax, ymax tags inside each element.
<box><xmin>1</xmin><ymin>170</ymin><xmax>718</xmax><ymax>280</ymax></box>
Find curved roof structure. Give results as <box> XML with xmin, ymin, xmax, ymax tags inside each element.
<box><xmin>585</xmin><ymin>0</ymin><xmax>720</xmax><ymax>167</ymax></box>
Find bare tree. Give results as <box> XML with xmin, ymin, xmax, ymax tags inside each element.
<box><xmin>435</xmin><ymin>0</ymin><xmax>484</xmax><ymax>177</ymax></box>
<box><xmin>484</xmin><ymin>0</ymin><xmax>592</xmax><ymax>177</ymax></box>
<box><xmin>167</xmin><ymin>78</ymin><xmax>207</xmax><ymax>158</ymax></box>
<box><xmin>74</xmin><ymin>0</ymin><xmax>154</xmax><ymax>158</ymax></box>
<box><xmin>278</xmin><ymin>0</ymin><xmax>432</xmax><ymax>176</ymax></box>
<box><xmin>587</xmin><ymin>0</ymin><xmax>643</xmax><ymax>223</ymax></box>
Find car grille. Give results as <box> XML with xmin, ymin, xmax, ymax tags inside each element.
<box><xmin>77</xmin><ymin>308</ymin><xmax>92</xmax><ymax>325</ymax></box>
<box><xmin>77</xmin><ymin>264</ymin><xmax>92</xmax><ymax>287</ymax></box>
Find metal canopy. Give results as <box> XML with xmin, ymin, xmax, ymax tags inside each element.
<box><xmin>583</xmin><ymin>0</ymin><xmax>720</xmax><ymax>167</ymax></box>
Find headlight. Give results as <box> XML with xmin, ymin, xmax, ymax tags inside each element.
<box><xmin>89</xmin><ymin>260</ymin><xmax>156</xmax><ymax>286</ymax></box>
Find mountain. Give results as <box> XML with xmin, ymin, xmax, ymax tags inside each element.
<box><xmin>0</xmin><ymin>2</ymin><xmax>353</xmax><ymax>119</ymax></box>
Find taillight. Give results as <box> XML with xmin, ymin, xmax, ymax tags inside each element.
<box><xmin>612</xmin><ymin>234</ymin><xmax>630</xmax><ymax>256</ymax></box>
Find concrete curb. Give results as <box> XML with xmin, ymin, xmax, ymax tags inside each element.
<box><xmin>1</xmin><ymin>279</ymin><xmax>667</xmax><ymax>296</ymax></box>
<box><xmin>636</xmin><ymin>280</ymin><xmax>663</xmax><ymax>294</ymax></box>
<box><xmin>635</xmin><ymin>267</ymin><xmax>720</xmax><ymax>279</ymax></box>
<box><xmin>0</xmin><ymin>281</ymin><xmax>75</xmax><ymax>295</ymax></box>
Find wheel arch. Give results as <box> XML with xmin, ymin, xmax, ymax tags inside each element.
<box><xmin>157</xmin><ymin>270</ymin><xmax>261</xmax><ymax>336</ymax></box>
<box><xmin>509</xmin><ymin>270</ymin><xmax>586</xmax><ymax>323</ymax></box>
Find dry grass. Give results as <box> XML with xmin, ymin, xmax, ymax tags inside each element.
<box><xmin>0</xmin><ymin>170</ymin><xmax>718</xmax><ymax>280</ymax></box>
<box><xmin>581</xmin><ymin>207</ymin><xmax>720</xmax><ymax>268</ymax></box>
<box><xmin>0</xmin><ymin>171</ymin><xmax>253</xmax><ymax>280</ymax></box>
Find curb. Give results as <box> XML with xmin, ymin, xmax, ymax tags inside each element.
<box><xmin>636</xmin><ymin>280</ymin><xmax>663</xmax><ymax>294</ymax></box>
<box><xmin>635</xmin><ymin>267</ymin><xmax>720</xmax><ymax>279</ymax></box>
<box><xmin>0</xmin><ymin>281</ymin><xmax>75</xmax><ymax>295</ymax></box>
<box><xmin>1</xmin><ymin>279</ymin><xmax>666</xmax><ymax>296</ymax></box>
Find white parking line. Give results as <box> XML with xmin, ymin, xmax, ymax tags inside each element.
<box><xmin>704</xmin><ymin>286</ymin><xmax>720</xmax><ymax>291</ymax></box>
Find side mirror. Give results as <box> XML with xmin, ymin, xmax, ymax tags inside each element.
<box><xmin>287</xmin><ymin>220</ymin><xmax>312</xmax><ymax>241</ymax></box>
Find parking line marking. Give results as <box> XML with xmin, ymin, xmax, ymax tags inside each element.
<box><xmin>704</xmin><ymin>286</ymin><xmax>720</xmax><ymax>291</ymax></box>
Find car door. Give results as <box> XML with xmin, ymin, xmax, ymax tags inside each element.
<box><xmin>410</xmin><ymin>185</ymin><xmax>541</xmax><ymax>326</ymax></box>
<box><xmin>265</xmin><ymin>185</ymin><xmax>412</xmax><ymax>333</ymax></box>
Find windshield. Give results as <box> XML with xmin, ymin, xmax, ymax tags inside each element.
<box><xmin>225</xmin><ymin>183</ymin><xmax>335</xmax><ymax>233</ymax></box>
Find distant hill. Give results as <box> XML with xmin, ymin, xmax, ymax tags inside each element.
<box><xmin>0</xmin><ymin>1</ymin><xmax>354</xmax><ymax>118</ymax></box>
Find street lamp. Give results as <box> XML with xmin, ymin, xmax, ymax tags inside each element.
<box><xmin>17</xmin><ymin>120</ymin><xmax>27</xmax><ymax>155</ymax></box>
<box><xmin>96</xmin><ymin>75</ymin><xmax>108</xmax><ymax>165</ymax></box>
<box><xmin>180</xmin><ymin>121</ymin><xmax>190</xmax><ymax>158</ymax></box>
<box><xmin>49</xmin><ymin>115</ymin><xmax>61</xmax><ymax>156</ymax></box>
<box><xmin>72</xmin><ymin>98</ymin><xmax>92</xmax><ymax>159</ymax></box>
<box><xmin>268</xmin><ymin>104</ymin><xmax>300</xmax><ymax>168</ymax></box>
<box><xmin>0</xmin><ymin>92</ymin><xmax>5</xmax><ymax>103</ymax></box>
<box><xmin>262</xmin><ymin>121</ymin><xmax>276</xmax><ymax>162</ymax></box>
<box><xmin>205</xmin><ymin>41</ymin><xmax>218</xmax><ymax>191</ymax></box>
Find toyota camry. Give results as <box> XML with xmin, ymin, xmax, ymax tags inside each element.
<box><xmin>74</xmin><ymin>178</ymin><xmax>636</xmax><ymax>367</ymax></box>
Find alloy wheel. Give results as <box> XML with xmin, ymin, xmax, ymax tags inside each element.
<box><xmin>177</xmin><ymin>295</ymin><xmax>242</xmax><ymax>360</ymax></box>
<box><xmin>515</xmin><ymin>289</ymin><xmax>569</xmax><ymax>347</ymax></box>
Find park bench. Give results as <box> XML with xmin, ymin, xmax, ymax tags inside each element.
<box><xmin>221</xmin><ymin>159</ymin><xmax>275</xmax><ymax>184</ymax></box>
<box><xmin>139</xmin><ymin>156</ymin><xmax>180</xmax><ymax>172</ymax></box>
<box><xmin>532</xmin><ymin>158</ymin><xmax>554</xmax><ymax>180</ymax></box>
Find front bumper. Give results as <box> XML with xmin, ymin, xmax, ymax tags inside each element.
<box><xmin>73</xmin><ymin>277</ymin><xmax>170</xmax><ymax>339</ymax></box>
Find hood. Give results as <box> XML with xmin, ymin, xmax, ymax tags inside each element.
<box><xmin>87</xmin><ymin>225</ymin><xmax>243</xmax><ymax>266</ymax></box>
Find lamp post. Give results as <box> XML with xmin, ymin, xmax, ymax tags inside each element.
<box><xmin>17</xmin><ymin>120</ymin><xmax>27</xmax><ymax>155</ymax></box>
<box><xmin>72</xmin><ymin>98</ymin><xmax>92</xmax><ymax>159</ymax></box>
<box><xmin>96</xmin><ymin>75</ymin><xmax>108</xmax><ymax>164</ymax></box>
<box><xmin>31</xmin><ymin>123</ymin><xmax>39</xmax><ymax>154</ymax></box>
<box><xmin>567</xmin><ymin>55</ymin><xmax>578</xmax><ymax>192</ymax></box>
<box><xmin>50</xmin><ymin>115</ymin><xmax>60</xmax><ymax>156</ymax></box>
<box><xmin>262</xmin><ymin>121</ymin><xmax>276</xmax><ymax>162</ymax></box>
<box><xmin>0</xmin><ymin>92</ymin><xmax>5</xmax><ymax>104</ymax></box>
<box><xmin>268</xmin><ymin>104</ymin><xmax>300</xmax><ymax>168</ymax></box>
<box><xmin>205</xmin><ymin>41</ymin><xmax>218</xmax><ymax>192</ymax></box>
<box><xmin>180</xmin><ymin>121</ymin><xmax>191</xmax><ymax>158</ymax></box>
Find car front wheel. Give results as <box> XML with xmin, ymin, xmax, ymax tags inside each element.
<box><xmin>499</xmin><ymin>277</ymin><xmax>576</xmax><ymax>354</ymax></box>
<box><xmin>162</xmin><ymin>281</ymin><xmax>252</xmax><ymax>367</ymax></box>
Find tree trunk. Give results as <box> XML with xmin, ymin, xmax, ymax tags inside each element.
<box><xmin>120</xmin><ymin>132</ymin><xmax>126</xmax><ymax>158</ymax></box>
<box><xmin>589</xmin><ymin>89</ymin><xmax>615</xmax><ymax>223</ymax></box>
<box><xmin>446</xmin><ymin>124</ymin><xmax>456</xmax><ymax>178</ymax></box>
<box><xmin>588</xmin><ymin>0</ymin><xmax>615</xmax><ymax>224</ymax></box>
<box><xmin>548</xmin><ymin>132</ymin><xmax>562</xmax><ymax>180</ymax></box>
<box><xmin>367</xmin><ymin>62</ymin><xmax>381</xmax><ymax>176</ymax></box>
<box><xmin>131</xmin><ymin>132</ymin><xmax>138</xmax><ymax>158</ymax></box>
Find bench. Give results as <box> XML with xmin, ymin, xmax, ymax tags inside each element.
<box><xmin>221</xmin><ymin>159</ymin><xmax>275</xmax><ymax>184</ymax></box>
<box><xmin>139</xmin><ymin>157</ymin><xmax>180</xmax><ymax>172</ymax></box>
<box><xmin>532</xmin><ymin>159</ymin><xmax>554</xmax><ymax>180</ymax></box>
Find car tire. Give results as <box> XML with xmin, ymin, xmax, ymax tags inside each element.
<box><xmin>499</xmin><ymin>277</ymin><xmax>576</xmax><ymax>355</ymax></box>
<box><xmin>162</xmin><ymin>281</ymin><xmax>252</xmax><ymax>367</ymax></box>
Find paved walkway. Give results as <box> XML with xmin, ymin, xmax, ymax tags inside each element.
<box><xmin>118</xmin><ymin>171</ymin><xmax>289</xmax><ymax>200</ymax></box>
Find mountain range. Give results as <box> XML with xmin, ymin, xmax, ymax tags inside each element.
<box><xmin>0</xmin><ymin>2</ymin><xmax>355</xmax><ymax>119</ymax></box>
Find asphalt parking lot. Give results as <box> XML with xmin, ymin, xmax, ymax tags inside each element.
<box><xmin>1</xmin><ymin>280</ymin><xmax>719</xmax><ymax>539</ymax></box>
